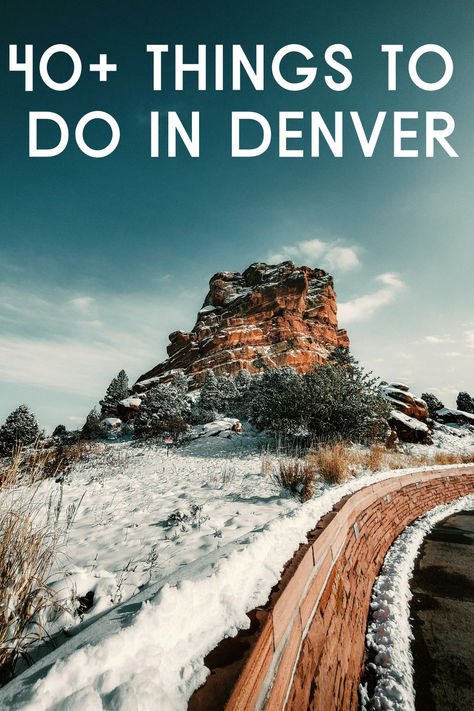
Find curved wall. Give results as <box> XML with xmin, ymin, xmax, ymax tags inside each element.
<box><xmin>189</xmin><ymin>465</ymin><xmax>474</xmax><ymax>711</ymax></box>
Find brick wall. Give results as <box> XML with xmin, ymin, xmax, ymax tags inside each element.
<box><xmin>189</xmin><ymin>465</ymin><xmax>474</xmax><ymax>711</ymax></box>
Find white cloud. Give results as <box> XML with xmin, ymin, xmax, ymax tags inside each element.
<box><xmin>69</xmin><ymin>297</ymin><xmax>95</xmax><ymax>314</ymax></box>
<box><xmin>423</xmin><ymin>335</ymin><xmax>455</xmax><ymax>344</ymax></box>
<box><xmin>267</xmin><ymin>237</ymin><xmax>359</xmax><ymax>272</ymax></box>
<box><xmin>465</xmin><ymin>330</ymin><xmax>474</xmax><ymax>349</ymax></box>
<box><xmin>338</xmin><ymin>273</ymin><xmax>405</xmax><ymax>324</ymax></box>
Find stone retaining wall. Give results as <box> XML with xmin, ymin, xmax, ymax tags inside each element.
<box><xmin>189</xmin><ymin>465</ymin><xmax>474</xmax><ymax>711</ymax></box>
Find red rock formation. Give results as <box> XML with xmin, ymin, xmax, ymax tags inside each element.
<box><xmin>382</xmin><ymin>383</ymin><xmax>432</xmax><ymax>444</ymax></box>
<box><xmin>134</xmin><ymin>261</ymin><xmax>349</xmax><ymax>391</ymax></box>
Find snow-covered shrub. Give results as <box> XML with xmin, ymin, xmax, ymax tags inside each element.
<box><xmin>246</xmin><ymin>351</ymin><xmax>389</xmax><ymax>443</ymax></box>
<box><xmin>52</xmin><ymin>424</ymin><xmax>67</xmax><ymax>439</ymax></box>
<box><xmin>301</xmin><ymin>354</ymin><xmax>390</xmax><ymax>443</ymax></box>
<box><xmin>421</xmin><ymin>392</ymin><xmax>444</xmax><ymax>420</ymax></box>
<box><xmin>249</xmin><ymin>367</ymin><xmax>306</xmax><ymax>436</ymax></box>
<box><xmin>133</xmin><ymin>383</ymin><xmax>190</xmax><ymax>440</ymax></box>
<box><xmin>81</xmin><ymin>408</ymin><xmax>102</xmax><ymax>440</ymax></box>
<box><xmin>456</xmin><ymin>391</ymin><xmax>474</xmax><ymax>414</ymax></box>
<box><xmin>0</xmin><ymin>405</ymin><xmax>40</xmax><ymax>456</ymax></box>
<box><xmin>172</xmin><ymin>372</ymin><xmax>188</xmax><ymax>393</ymax></box>
<box><xmin>100</xmin><ymin>370</ymin><xmax>129</xmax><ymax>417</ymax></box>
<box><xmin>194</xmin><ymin>370</ymin><xmax>238</xmax><ymax>422</ymax></box>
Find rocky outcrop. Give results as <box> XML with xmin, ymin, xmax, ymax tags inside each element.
<box><xmin>134</xmin><ymin>261</ymin><xmax>349</xmax><ymax>391</ymax></box>
<box><xmin>382</xmin><ymin>383</ymin><xmax>432</xmax><ymax>444</ymax></box>
<box><xmin>436</xmin><ymin>407</ymin><xmax>474</xmax><ymax>427</ymax></box>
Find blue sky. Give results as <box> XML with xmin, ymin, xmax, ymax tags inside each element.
<box><xmin>1</xmin><ymin>0</ymin><xmax>473</xmax><ymax>430</ymax></box>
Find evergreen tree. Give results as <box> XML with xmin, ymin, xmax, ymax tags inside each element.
<box><xmin>249</xmin><ymin>367</ymin><xmax>305</xmax><ymax>436</ymax></box>
<box><xmin>172</xmin><ymin>372</ymin><xmax>188</xmax><ymax>393</ymax></box>
<box><xmin>134</xmin><ymin>384</ymin><xmax>190</xmax><ymax>439</ymax></box>
<box><xmin>81</xmin><ymin>407</ymin><xmax>102</xmax><ymax>440</ymax></box>
<box><xmin>421</xmin><ymin>392</ymin><xmax>444</xmax><ymax>419</ymax></box>
<box><xmin>0</xmin><ymin>405</ymin><xmax>40</xmax><ymax>455</ymax></box>
<box><xmin>216</xmin><ymin>375</ymin><xmax>238</xmax><ymax>415</ymax></box>
<box><xmin>456</xmin><ymin>391</ymin><xmax>474</xmax><ymax>414</ymax></box>
<box><xmin>100</xmin><ymin>370</ymin><xmax>129</xmax><ymax>417</ymax></box>
<box><xmin>199</xmin><ymin>370</ymin><xmax>220</xmax><ymax>413</ymax></box>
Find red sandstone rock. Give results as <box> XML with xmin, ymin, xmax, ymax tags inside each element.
<box><xmin>134</xmin><ymin>261</ymin><xmax>349</xmax><ymax>391</ymax></box>
<box><xmin>381</xmin><ymin>383</ymin><xmax>432</xmax><ymax>444</ymax></box>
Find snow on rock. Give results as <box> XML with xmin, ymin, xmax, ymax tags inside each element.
<box><xmin>118</xmin><ymin>397</ymin><xmax>141</xmax><ymax>409</ymax></box>
<box><xmin>191</xmin><ymin>418</ymin><xmax>242</xmax><ymax>439</ymax></box>
<box><xmin>360</xmin><ymin>491</ymin><xmax>474</xmax><ymax>711</ymax></box>
<box><xmin>101</xmin><ymin>417</ymin><xmax>122</xmax><ymax>428</ymax></box>
<box><xmin>436</xmin><ymin>407</ymin><xmax>474</xmax><ymax>426</ymax></box>
<box><xmin>388</xmin><ymin>410</ymin><xmax>431</xmax><ymax>444</ymax></box>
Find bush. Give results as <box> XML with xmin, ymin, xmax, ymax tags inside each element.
<box><xmin>0</xmin><ymin>405</ymin><xmax>39</xmax><ymax>457</ymax></box>
<box><xmin>52</xmin><ymin>424</ymin><xmax>67</xmax><ymax>438</ymax></box>
<box><xmin>301</xmin><ymin>357</ymin><xmax>390</xmax><ymax>443</ymax></box>
<box><xmin>456</xmin><ymin>391</ymin><xmax>474</xmax><ymax>414</ymax></box>
<box><xmin>421</xmin><ymin>392</ymin><xmax>444</xmax><ymax>419</ymax></box>
<box><xmin>245</xmin><ymin>351</ymin><xmax>389</xmax><ymax>444</ymax></box>
<box><xmin>134</xmin><ymin>383</ymin><xmax>190</xmax><ymax>439</ymax></box>
<box><xmin>249</xmin><ymin>367</ymin><xmax>306</xmax><ymax>436</ymax></box>
<box><xmin>81</xmin><ymin>408</ymin><xmax>102</xmax><ymax>440</ymax></box>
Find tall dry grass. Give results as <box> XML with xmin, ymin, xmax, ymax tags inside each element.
<box><xmin>0</xmin><ymin>500</ymin><xmax>61</xmax><ymax>684</ymax></box>
<box><xmin>267</xmin><ymin>441</ymin><xmax>474</xmax><ymax>503</ymax></box>
<box><xmin>0</xmin><ymin>440</ymin><xmax>101</xmax><ymax>491</ymax></box>
<box><xmin>0</xmin><ymin>439</ymin><xmax>99</xmax><ymax>685</ymax></box>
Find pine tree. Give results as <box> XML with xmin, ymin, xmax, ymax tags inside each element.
<box><xmin>421</xmin><ymin>393</ymin><xmax>444</xmax><ymax>419</ymax></box>
<box><xmin>100</xmin><ymin>370</ymin><xmax>129</xmax><ymax>417</ymax></box>
<box><xmin>172</xmin><ymin>372</ymin><xmax>188</xmax><ymax>393</ymax></box>
<box><xmin>456</xmin><ymin>391</ymin><xmax>474</xmax><ymax>414</ymax></box>
<box><xmin>81</xmin><ymin>407</ymin><xmax>102</xmax><ymax>440</ymax></box>
<box><xmin>199</xmin><ymin>370</ymin><xmax>220</xmax><ymax>413</ymax></box>
<box><xmin>0</xmin><ymin>405</ymin><xmax>40</xmax><ymax>455</ymax></box>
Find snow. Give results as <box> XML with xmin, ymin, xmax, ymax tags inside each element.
<box><xmin>360</xmin><ymin>491</ymin><xmax>474</xmax><ymax>711</ymax></box>
<box><xmin>101</xmin><ymin>418</ymin><xmax>122</xmax><ymax>427</ymax></box>
<box><xmin>118</xmin><ymin>397</ymin><xmax>142</xmax><ymax>408</ymax></box>
<box><xmin>437</xmin><ymin>407</ymin><xmax>474</xmax><ymax>424</ymax></box>
<box><xmin>389</xmin><ymin>410</ymin><xmax>429</xmax><ymax>433</ymax></box>
<box><xmin>0</xmin><ymin>424</ymin><xmax>472</xmax><ymax>710</ymax></box>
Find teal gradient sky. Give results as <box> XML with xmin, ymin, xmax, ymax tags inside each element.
<box><xmin>1</xmin><ymin>0</ymin><xmax>473</xmax><ymax>430</ymax></box>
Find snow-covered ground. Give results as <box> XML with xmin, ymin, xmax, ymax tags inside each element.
<box><xmin>360</xmin><ymin>492</ymin><xmax>474</xmax><ymax>711</ymax></box>
<box><xmin>0</xmin><ymin>422</ymin><xmax>473</xmax><ymax>710</ymax></box>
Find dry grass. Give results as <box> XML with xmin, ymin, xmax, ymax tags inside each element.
<box><xmin>0</xmin><ymin>439</ymin><xmax>101</xmax><ymax>684</ymax></box>
<box><xmin>307</xmin><ymin>442</ymin><xmax>351</xmax><ymax>485</ymax></box>
<box><xmin>0</xmin><ymin>502</ymin><xmax>61</xmax><ymax>685</ymax></box>
<box><xmin>272</xmin><ymin>456</ymin><xmax>315</xmax><ymax>502</ymax></box>
<box><xmin>0</xmin><ymin>440</ymin><xmax>101</xmax><ymax>491</ymax></box>
<box><xmin>269</xmin><ymin>441</ymin><xmax>474</xmax><ymax>503</ymax></box>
